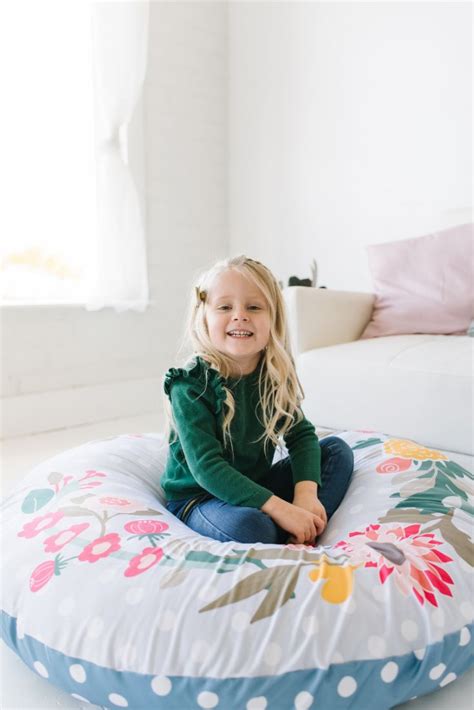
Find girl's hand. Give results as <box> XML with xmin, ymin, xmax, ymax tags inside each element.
<box><xmin>261</xmin><ymin>496</ymin><xmax>322</xmax><ymax>545</ymax></box>
<box><xmin>292</xmin><ymin>495</ymin><xmax>327</xmax><ymax>538</ymax></box>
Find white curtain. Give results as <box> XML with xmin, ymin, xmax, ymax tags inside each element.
<box><xmin>86</xmin><ymin>0</ymin><xmax>149</xmax><ymax>313</ymax></box>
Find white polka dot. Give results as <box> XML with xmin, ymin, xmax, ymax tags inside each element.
<box><xmin>381</xmin><ymin>661</ymin><xmax>398</xmax><ymax>683</ymax></box>
<box><xmin>401</xmin><ymin>620</ymin><xmax>419</xmax><ymax>641</ymax></box>
<box><xmin>431</xmin><ymin>609</ymin><xmax>445</xmax><ymax>628</ymax></box>
<box><xmin>69</xmin><ymin>664</ymin><xmax>86</xmax><ymax>683</ymax></box>
<box><xmin>16</xmin><ymin>564</ymin><xmax>31</xmax><ymax>583</ymax></box>
<box><xmin>440</xmin><ymin>672</ymin><xmax>457</xmax><ymax>687</ymax></box>
<box><xmin>117</xmin><ymin>644</ymin><xmax>137</xmax><ymax>667</ymax></box>
<box><xmin>151</xmin><ymin>675</ymin><xmax>172</xmax><ymax>696</ymax></box>
<box><xmin>294</xmin><ymin>690</ymin><xmax>314</xmax><ymax>709</ymax></box>
<box><xmin>58</xmin><ymin>597</ymin><xmax>76</xmax><ymax>617</ymax></box>
<box><xmin>349</xmin><ymin>503</ymin><xmax>363</xmax><ymax>515</ymax></box>
<box><xmin>191</xmin><ymin>640</ymin><xmax>211</xmax><ymax>663</ymax></box>
<box><xmin>198</xmin><ymin>584</ymin><xmax>218</xmax><ymax>602</ymax></box>
<box><xmin>157</xmin><ymin>609</ymin><xmax>176</xmax><ymax>632</ymax></box>
<box><xmin>371</xmin><ymin>586</ymin><xmax>385</xmax><ymax>602</ymax></box>
<box><xmin>71</xmin><ymin>694</ymin><xmax>90</xmax><ymax>704</ymax></box>
<box><xmin>125</xmin><ymin>587</ymin><xmax>144</xmax><ymax>606</ymax></box>
<box><xmin>108</xmin><ymin>693</ymin><xmax>128</xmax><ymax>707</ymax></box>
<box><xmin>33</xmin><ymin>661</ymin><xmax>49</xmax><ymax>678</ymax></box>
<box><xmin>429</xmin><ymin>663</ymin><xmax>446</xmax><ymax>680</ymax></box>
<box><xmin>246</xmin><ymin>697</ymin><xmax>267</xmax><ymax>710</ymax></box>
<box><xmin>414</xmin><ymin>648</ymin><xmax>426</xmax><ymax>660</ymax></box>
<box><xmin>302</xmin><ymin>616</ymin><xmax>319</xmax><ymax>637</ymax></box>
<box><xmin>86</xmin><ymin>617</ymin><xmax>104</xmax><ymax>639</ymax></box>
<box><xmin>343</xmin><ymin>599</ymin><xmax>357</xmax><ymax>615</ymax></box>
<box><xmin>197</xmin><ymin>691</ymin><xmax>219</xmax><ymax>708</ymax></box>
<box><xmin>337</xmin><ymin>676</ymin><xmax>357</xmax><ymax>697</ymax></box>
<box><xmin>332</xmin><ymin>651</ymin><xmax>344</xmax><ymax>663</ymax></box>
<box><xmin>460</xmin><ymin>626</ymin><xmax>471</xmax><ymax>646</ymax></box>
<box><xmin>442</xmin><ymin>496</ymin><xmax>462</xmax><ymax>508</ymax></box>
<box><xmin>16</xmin><ymin>616</ymin><xmax>25</xmax><ymax>640</ymax></box>
<box><xmin>231</xmin><ymin>611</ymin><xmax>251</xmax><ymax>632</ymax></box>
<box><xmin>263</xmin><ymin>642</ymin><xmax>282</xmax><ymax>667</ymax></box>
<box><xmin>460</xmin><ymin>601</ymin><xmax>474</xmax><ymax>620</ymax></box>
<box><xmin>98</xmin><ymin>567</ymin><xmax>118</xmax><ymax>584</ymax></box>
<box><xmin>368</xmin><ymin>636</ymin><xmax>387</xmax><ymax>657</ymax></box>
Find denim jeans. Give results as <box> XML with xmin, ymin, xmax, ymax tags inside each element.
<box><xmin>165</xmin><ymin>436</ymin><xmax>354</xmax><ymax>544</ymax></box>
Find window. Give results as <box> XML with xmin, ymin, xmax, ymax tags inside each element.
<box><xmin>1</xmin><ymin>1</ymin><xmax>96</xmax><ymax>304</ymax></box>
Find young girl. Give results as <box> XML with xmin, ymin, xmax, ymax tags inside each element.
<box><xmin>161</xmin><ymin>255</ymin><xmax>354</xmax><ymax>545</ymax></box>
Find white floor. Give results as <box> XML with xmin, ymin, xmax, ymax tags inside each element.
<box><xmin>1</xmin><ymin>415</ymin><xmax>473</xmax><ymax>710</ymax></box>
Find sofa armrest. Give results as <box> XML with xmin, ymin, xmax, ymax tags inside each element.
<box><xmin>282</xmin><ymin>287</ymin><xmax>376</xmax><ymax>356</ymax></box>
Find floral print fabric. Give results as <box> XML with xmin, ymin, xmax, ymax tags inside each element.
<box><xmin>1</xmin><ymin>430</ymin><xmax>472</xmax><ymax>709</ymax></box>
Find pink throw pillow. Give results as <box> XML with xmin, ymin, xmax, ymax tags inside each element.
<box><xmin>361</xmin><ymin>223</ymin><xmax>474</xmax><ymax>339</ymax></box>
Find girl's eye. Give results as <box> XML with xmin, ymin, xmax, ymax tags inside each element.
<box><xmin>248</xmin><ymin>305</ymin><xmax>261</xmax><ymax>310</ymax></box>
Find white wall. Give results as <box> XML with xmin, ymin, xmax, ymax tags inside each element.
<box><xmin>1</xmin><ymin>1</ymin><xmax>228</xmax><ymax>438</ymax></box>
<box><xmin>229</xmin><ymin>1</ymin><xmax>472</xmax><ymax>291</ymax></box>
<box><xmin>2</xmin><ymin>1</ymin><xmax>471</xmax><ymax>438</ymax></box>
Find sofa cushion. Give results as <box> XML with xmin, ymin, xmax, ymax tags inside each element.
<box><xmin>297</xmin><ymin>335</ymin><xmax>473</xmax><ymax>455</ymax></box>
<box><xmin>361</xmin><ymin>223</ymin><xmax>473</xmax><ymax>339</ymax></box>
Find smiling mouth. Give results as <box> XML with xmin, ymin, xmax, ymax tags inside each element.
<box><xmin>227</xmin><ymin>330</ymin><xmax>253</xmax><ymax>338</ymax></box>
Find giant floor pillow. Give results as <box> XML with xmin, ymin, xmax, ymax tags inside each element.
<box><xmin>1</xmin><ymin>430</ymin><xmax>473</xmax><ymax>709</ymax></box>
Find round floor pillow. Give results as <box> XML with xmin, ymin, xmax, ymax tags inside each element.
<box><xmin>1</xmin><ymin>430</ymin><xmax>473</xmax><ymax>709</ymax></box>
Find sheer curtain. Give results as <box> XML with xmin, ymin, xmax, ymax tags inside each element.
<box><xmin>86</xmin><ymin>0</ymin><xmax>150</xmax><ymax>313</ymax></box>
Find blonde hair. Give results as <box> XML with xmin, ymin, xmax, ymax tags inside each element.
<box><xmin>162</xmin><ymin>255</ymin><xmax>306</xmax><ymax>459</ymax></box>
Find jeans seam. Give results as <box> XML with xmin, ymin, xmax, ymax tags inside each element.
<box><xmin>191</xmin><ymin>504</ymin><xmax>235</xmax><ymax>542</ymax></box>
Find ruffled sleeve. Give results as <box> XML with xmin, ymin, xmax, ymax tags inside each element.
<box><xmin>163</xmin><ymin>359</ymin><xmax>201</xmax><ymax>398</ymax></box>
<box><xmin>163</xmin><ymin>357</ymin><xmax>228</xmax><ymax>417</ymax></box>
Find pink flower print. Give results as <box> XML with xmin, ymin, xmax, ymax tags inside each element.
<box><xmin>82</xmin><ymin>470</ymin><xmax>107</xmax><ymax>479</ymax></box>
<box><xmin>124</xmin><ymin>547</ymin><xmax>164</xmax><ymax>577</ymax></box>
<box><xmin>43</xmin><ymin>523</ymin><xmax>90</xmax><ymax>553</ymax></box>
<box><xmin>124</xmin><ymin>520</ymin><xmax>168</xmax><ymax>535</ymax></box>
<box><xmin>376</xmin><ymin>457</ymin><xmax>413</xmax><ymax>474</ymax></box>
<box><xmin>335</xmin><ymin>523</ymin><xmax>454</xmax><ymax>608</ymax></box>
<box><xmin>78</xmin><ymin>533</ymin><xmax>121</xmax><ymax>563</ymax></box>
<box><xmin>30</xmin><ymin>561</ymin><xmax>55</xmax><ymax>592</ymax></box>
<box><xmin>29</xmin><ymin>555</ymin><xmax>69</xmax><ymax>592</ymax></box>
<box><xmin>18</xmin><ymin>511</ymin><xmax>64</xmax><ymax>539</ymax></box>
<box><xmin>124</xmin><ymin>520</ymin><xmax>170</xmax><ymax>546</ymax></box>
<box><xmin>99</xmin><ymin>497</ymin><xmax>131</xmax><ymax>507</ymax></box>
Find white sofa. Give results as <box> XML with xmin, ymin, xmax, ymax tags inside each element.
<box><xmin>283</xmin><ymin>287</ymin><xmax>473</xmax><ymax>456</ymax></box>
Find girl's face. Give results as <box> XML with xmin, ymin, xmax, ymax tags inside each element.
<box><xmin>205</xmin><ymin>269</ymin><xmax>271</xmax><ymax>375</ymax></box>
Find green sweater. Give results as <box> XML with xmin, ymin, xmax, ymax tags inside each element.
<box><xmin>161</xmin><ymin>356</ymin><xmax>321</xmax><ymax>509</ymax></box>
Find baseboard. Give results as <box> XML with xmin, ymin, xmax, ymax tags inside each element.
<box><xmin>0</xmin><ymin>378</ymin><xmax>162</xmax><ymax>439</ymax></box>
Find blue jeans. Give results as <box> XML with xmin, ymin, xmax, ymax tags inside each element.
<box><xmin>165</xmin><ymin>436</ymin><xmax>354</xmax><ymax>544</ymax></box>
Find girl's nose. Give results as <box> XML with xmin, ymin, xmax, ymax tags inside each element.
<box><xmin>233</xmin><ymin>311</ymin><xmax>249</xmax><ymax>321</ymax></box>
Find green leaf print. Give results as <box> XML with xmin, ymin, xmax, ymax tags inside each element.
<box><xmin>436</xmin><ymin>460</ymin><xmax>473</xmax><ymax>480</ymax></box>
<box><xmin>352</xmin><ymin>438</ymin><xmax>383</xmax><ymax>450</ymax></box>
<box><xmin>199</xmin><ymin>564</ymin><xmax>299</xmax><ymax>623</ymax></box>
<box><xmin>21</xmin><ymin>489</ymin><xmax>55</xmax><ymax>514</ymax></box>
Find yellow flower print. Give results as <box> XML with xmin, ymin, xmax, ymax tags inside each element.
<box><xmin>309</xmin><ymin>557</ymin><xmax>355</xmax><ymax>604</ymax></box>
<box><xmin>383</xmin><ymin>439</ymin><xmax>448</xmax><ymax>461</ymax></box>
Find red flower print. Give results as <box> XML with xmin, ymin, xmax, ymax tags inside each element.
<box><xmin>29</xmin><ymin>555</ymin><xmax>69</xmax><ymax>592</ymax></box>
<box><xmin>43</xmin><ymin>523</ymin><xmax>90</xmax><ymax>553</ymax></box>
<box><xmin>78</xmin><ymin>533</ymin><xmax>121</xmax><ymax>563</ymax></box>
<box><xmin>376</xmin><ymin>457</ymin><xmax>412</xmax><ymax>474</ymax></box>
<box><xmin>124</xmin><ymin>520</ymin><xmax>169</xmax><ymax>535</ymax></box>
<box><xmin>18</xmin><ymin>511</ymin><xmax>64</xmax><ymax>539</ymax></box>
<box><xmin>124</xmin><ymin>520</ymin><xmax>170</xmax><ymax>547</ymax></box>
<box><xmin>335</xmin><ymin>523</ymin><xmax>454</xmax><ymax>607</ymax></box>
<box><xmin>124</xmin><ymin>547</ymin><xmax>163</xmax><ymax>577</ymax></box>
<box><xmin>99</xmin><ymin>497</ymin><xmax>131</xmax><ymax>507</ymax></box>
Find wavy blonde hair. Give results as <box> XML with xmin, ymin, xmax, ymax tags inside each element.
<box><xmin>162</xmin><ymin>255</ymin><xmax>306</xmax><ymax>459</ymax></box>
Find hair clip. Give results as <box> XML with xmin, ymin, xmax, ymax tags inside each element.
<box><xmin>195</xmin><ymin>287</ymin><xmax>206</xmax><ymax>306</ymax></box>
